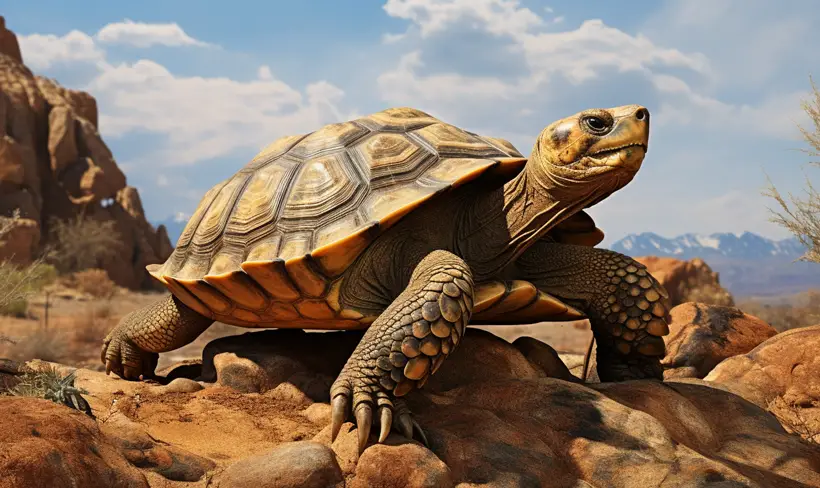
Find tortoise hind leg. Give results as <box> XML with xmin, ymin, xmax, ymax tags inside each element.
<box><xmin>516</xmin><ymin>241</ymin><xmax>669</xmax><ymax>381</ymax></box>
<box><xmin>330</xmin><ymin>250</ymin><xmax>473</xmax><ymax>453</ymax></box>
<box><xmin>102</xmin><ymin>295</ymin><xmax>214</xmax><ymax>380</ymax></box>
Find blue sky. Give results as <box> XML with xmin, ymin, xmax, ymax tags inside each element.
<box><xmin>6</xmin><ymin>0</ymin><xmax>819</xmax><ymax>244</ymax></box>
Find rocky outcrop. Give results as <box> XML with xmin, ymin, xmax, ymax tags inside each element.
<box><xmin>662</xmin><ymin>302</ymin><xmax>777</xmax><ymax>379</ymax></box>
<box><xmin>0</xmin><ymin>396</ymin><xmax>149</xmax><ymax>488</ymax></box>
<box><xmin>637</xmin><ymin>256</ymin><xmax>734</xmax><ymax>307</ymax></box>
<box><xmin>0</xmin><ymin>17</ymin><xmax>171</xmax><ymax>289</ymax></box>
<box><xmin>7</xmin><ymin>328</ymin><xmax>819</xmax><ymax>487</ymax></box>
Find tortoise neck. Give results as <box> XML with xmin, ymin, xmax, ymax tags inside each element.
<box><xmin>458</xmin><ymin>166</ymin><xmax>585</xmax><ymax>280</ymax></box>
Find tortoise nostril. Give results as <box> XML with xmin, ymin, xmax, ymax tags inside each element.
<box><xmin>635</xmin><ymin>109</ymin><xmax>648</xmax><ymax>121</ymax></box>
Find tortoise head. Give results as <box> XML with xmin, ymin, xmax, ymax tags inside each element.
<box><xmin>529</xmin><ymin>105</ymin><xmax>650</xmax><ymax>203</ymax></box>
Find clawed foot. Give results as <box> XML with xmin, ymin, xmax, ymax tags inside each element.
<box><xmin>101</xmin><ymin>325</ymin><xmax>158</xmax><ymax>380</ymax></box>
<box><xmin>330</xmin><ymin>377</ymin><xmax>428</xmax><ymax>453</ymax></box>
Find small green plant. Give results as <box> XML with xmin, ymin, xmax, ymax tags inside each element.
<box><xmin>7</xmin><ymin>366</ymin><xmax>93</xmax><ymax>417</ymax></box>
<box><xmin>47</xmin><ymin>214</ymin><xmax>122</xmax><ymax>274</ymax></box>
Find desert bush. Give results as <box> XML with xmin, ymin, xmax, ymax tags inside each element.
<box><xmin>766</xmin><ymin>77</ymin><xmax>820</xmax><ymax>262</ymax></box>
<box><xmin>66</xmin><ymin>268</ymin><xmax>118</xmax><ymax>299</ymax></box>
<box><xmin>47</xmin><ymin>215</ymin><xmax>122</xmax><ymax>274</ymax></box>
<box><xmin>5</xmin><ymin>366</ymin><xmax>93</xmax><ymax>416</ymax></box>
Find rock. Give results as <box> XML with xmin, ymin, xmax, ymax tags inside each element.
<box><xmin>0</xmin><ymin>19</ymin><xmax>169</xmax><ymax>291</ymax></box>
<box><xmin>21</xmin><ymin>329</ymin><xmax>820</xmax><ymax>487</ymax></box>
<box><xmin>47</xmin><ymin>105</ymin><xmax>78</xmax><ymax>173</ymax></box>
<box><xmin>662</xmin><ymin>302</ymin><xmax>777</xmax><ymax>379</ymax></box>
<box><xmin>353</xmin><ymin>442</ymin><xmax>452</xmax><ymax>488</ymax></box>
<box><xmin>217</xmin><ymin>441</ymin><xmax>343</xmax><ymax>488</ymax></box>
<box><xmin>0</xmin><ymin>396</ymin><xmax>149</xmax><ymax>488</ymax></box>
<box><xmin>706</xmin><ymin>324</ymin><xmax>820</xmax><ymax>408</ymax></box>
<box><xmin>0</xmin><ymin>17</ymin><xmax>22</xmax><ymax>64</ymax></box>
<box><xmin>0</xmin><ymin>214</ymin><xmax>39</xmax><ymax>264</ymax></box>
<box><xmin>0</xmin><ymin>134</ymin><xmax>24</xmax><ymax>185</ymax></box>
<box><xmin>637</xmin><ymin>256</ymin><xmax>734</xmax><ymax>307</ymax></box>
<box><xmin>512</xmin><ymin>336</ymin><xmax>579</xmax><ymax>382</ymax></box>
<box><xmin>100</xmin><ymin>411</ymin><xmax>216</xmax><ymax>482</ymax></box>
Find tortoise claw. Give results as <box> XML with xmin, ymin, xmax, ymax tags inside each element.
<box><xmin>355</xmin><ymin>404</ymin><xmax>373</xmax><ymax>453</ymax></box>
<box><xmin>330</xmin><ymin>394</ymin><xmax>348</xmax><ymax>442</ymax></box>
<box><xmin>378</xmin><ymin>404</ymin><xmax>392</xmax><ymax>443</ymax></box>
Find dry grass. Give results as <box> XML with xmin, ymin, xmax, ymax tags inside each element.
<box><xmin>47</xmin><ymin>215</ymin><xmax>122</xmax><ymax>274</ymax></box>
<box><xmin>765</xmin><ymin>77</ymin><xmax>820</xmax><ymax>263</ymax></box>
<box><xmin>738</xmin><ymin>289</ymin><xmax>820</xmax><ymax>332</ymax></box>
<box><xmin>0</xmin><ymin>211</ymin><xmax>57</xmax><ymax>318</ymax></box>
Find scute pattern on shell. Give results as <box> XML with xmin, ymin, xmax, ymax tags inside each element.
<box><xmin>148</xmin><ymin>107</ymin><xmax>526</xmax><ymax>327</ymax></box>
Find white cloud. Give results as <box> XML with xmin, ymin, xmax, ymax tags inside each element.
<box><xmin>383</xmin><ymin>0</ymin><xmax>542</xmax><ymax>38</ymax></box>
<box><xmin>257</xmin><ymin>65</ymin><xmax>273</xmax><ymax>80</ymax></box>
<box><xmin>157</xmin><ymin>174</ymin><xmax>169</xmax><ymax>187</ymax></box>
<box><xmin>88</xmin><ymin>59</ymin><xmax>346</xmax><ymax>165</ymax></box>
<box><xmin>95</xmin><ymin>19</ymin><xmax>211</xmax><ymax>48</ymax></box>
<box><xmin>382</xmin><ymin>32</ymin><xmax>408</xmax><ymax>44</ymax></box>
<box><xmin>18</xmin><ymin>31</ymin><xmax>105</xmax><ymax>70</ymax></box>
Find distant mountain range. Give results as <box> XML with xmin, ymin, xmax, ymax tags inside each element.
<box><xmin>611</xmin><ymin>232</ymin><xmax>820</xmax><ymax>297</ymax></box>
<box><xmin>610</xmin><ymin>232</ymin><xmax>806</xmax><ymax>261</ymax></box>
<box><xmin>154</xmin><ymin>216</ymin><xmax>820</xmax><ymax>298</ymax></box>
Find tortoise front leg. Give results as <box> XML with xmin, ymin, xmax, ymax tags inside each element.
<box><xmin>102</xmin><ymin>295</ymin><xmax>214</xmax><ymax>379</ymax></box>
<box><xmin>516</xmin><ymin>241</ymin><xmax>669</xmax><ymax>381</ymax></box>
<box><xmin>330</xmin><ymin>250</ymin><xmax>473</xmax><ymax>453</ymax></box>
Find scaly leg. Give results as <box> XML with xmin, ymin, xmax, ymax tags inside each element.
<box><xmin>330</xmin><ymin>250</ymin><xmax>473</xmax><ymax>452</ymax></box>
<box><xmin>101</xmin><ymin>294</ymin><xmax>214</xmax><ymax>379</ymax></box>
<box><xmin>516</xmin><ymin>241</ymin><xmax>669</xmax><ymax>381</ymax></box>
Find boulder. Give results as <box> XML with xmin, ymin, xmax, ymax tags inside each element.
<box><xmin>662</xmin><ymin>302</ymin><xmax>777</xmax><ymax>379</ymax></box>
<box><xmin>637</xmin><ymin>256</ymin><xmax>734</xmax><ymax>307</ymax></box>
<box><xmin>0</xmin><ymin>396</ymin><xmax>148</xmax><ymax>488</ymax></box>
<box><xmin>706</xmin><ymin>324</ymin><xmax>820</xmax><ymax>408</ymax></box>
<box><xmin>217</xmin><ymin>441</ymin><xmax>343</xmax><ymax>488</ymax></box>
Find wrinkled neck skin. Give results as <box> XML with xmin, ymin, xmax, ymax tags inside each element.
<box><xmin>459</xmin><ymin>144</ymin><xmax>635</xmax><ymax>281</ymax></box>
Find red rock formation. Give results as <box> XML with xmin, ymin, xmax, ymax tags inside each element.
<box><xmin>636</xmin><ymin>256</ymin><xmax>734</xmax><ymax>307</ymax></box>
<box><xmin>0</xmin><ymin>17</ymin><xmax>171</xmax><ymax>289</ymax></box>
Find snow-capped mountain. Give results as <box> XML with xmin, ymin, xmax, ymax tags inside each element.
<box><xmin>610</xmin><ymin>232</ymin><xmax>820</xmax><ymax>297</ymax></box>
<box><xmin>611</xmin><ymin>232</ymin><xmax>806</xmax><ymax>261</ymax></box>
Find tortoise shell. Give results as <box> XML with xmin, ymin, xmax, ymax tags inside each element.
<box><xmin>148</xmin><ymin>107</ymin><xmax>602</xmax><ymax>327</ymax></box>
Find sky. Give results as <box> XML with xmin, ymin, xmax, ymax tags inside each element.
<box><xmin>5</xmin><ymin>0</ymin><xmax>819</xmax><ymax>245</ymax></box>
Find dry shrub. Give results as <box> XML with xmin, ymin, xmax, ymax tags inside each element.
<box><xmin>683</xmin><ymin>284</ymin><xmax>735</xmax><ymax>307</ymax></box>
<box><xmin>0</xmin><ymin>211</ymin><xmax>57</xmax><ymax>316</ymax></box>
<box><xmin>67</xmin><ymin>268</ymin><xmax>118</xmax><ymax>299</ymax></box>
<box><xmin>738</xmin><ymin>289</ymin><xmax>820</xmax><ymax>332</ymax></box>
<box><xmin>766</xmin><ymin>77</ymin><xmax>820</xmax><ymax>262</ymax></box>
<box><xmin>48</xmin><ymin>215</ymin><xmax>122</xmax><ymax>274</ymax></box>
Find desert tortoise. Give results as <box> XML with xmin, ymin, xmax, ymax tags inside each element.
<box><xmin>102</xmin><ymin>105</ymin><xmax>669</xmax><ymax>452</ymax></box>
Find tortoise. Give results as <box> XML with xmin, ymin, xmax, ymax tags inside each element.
<box><xmin>102</xmin><ymin>105</ymin><xmax>670</xmax><ymax>452</ymax></box>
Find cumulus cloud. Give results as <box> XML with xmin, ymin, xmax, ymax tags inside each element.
<box><xmin>18</xmin><ymin>31</ymin><xmax>105</xmax><ymax>70</ymax></box>
<box><xmin>95</xmin><ymin>19</ymin><xmax>211</xmax><ymax>48</ymax></box>
<box><xmin>383</xmin><ymin>0</ymin><xmax>542</xmax><ymax>38</ymax></box>
<box><xmin>89</xmin><ymin>59</ymin><xmax>346</xmax><ymax>165</ymax></box>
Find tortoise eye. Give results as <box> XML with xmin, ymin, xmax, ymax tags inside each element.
<box><xmin>583</xmin><ymin>116</ymin><xmax>609</xmax><ymax>133</ymax></box>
